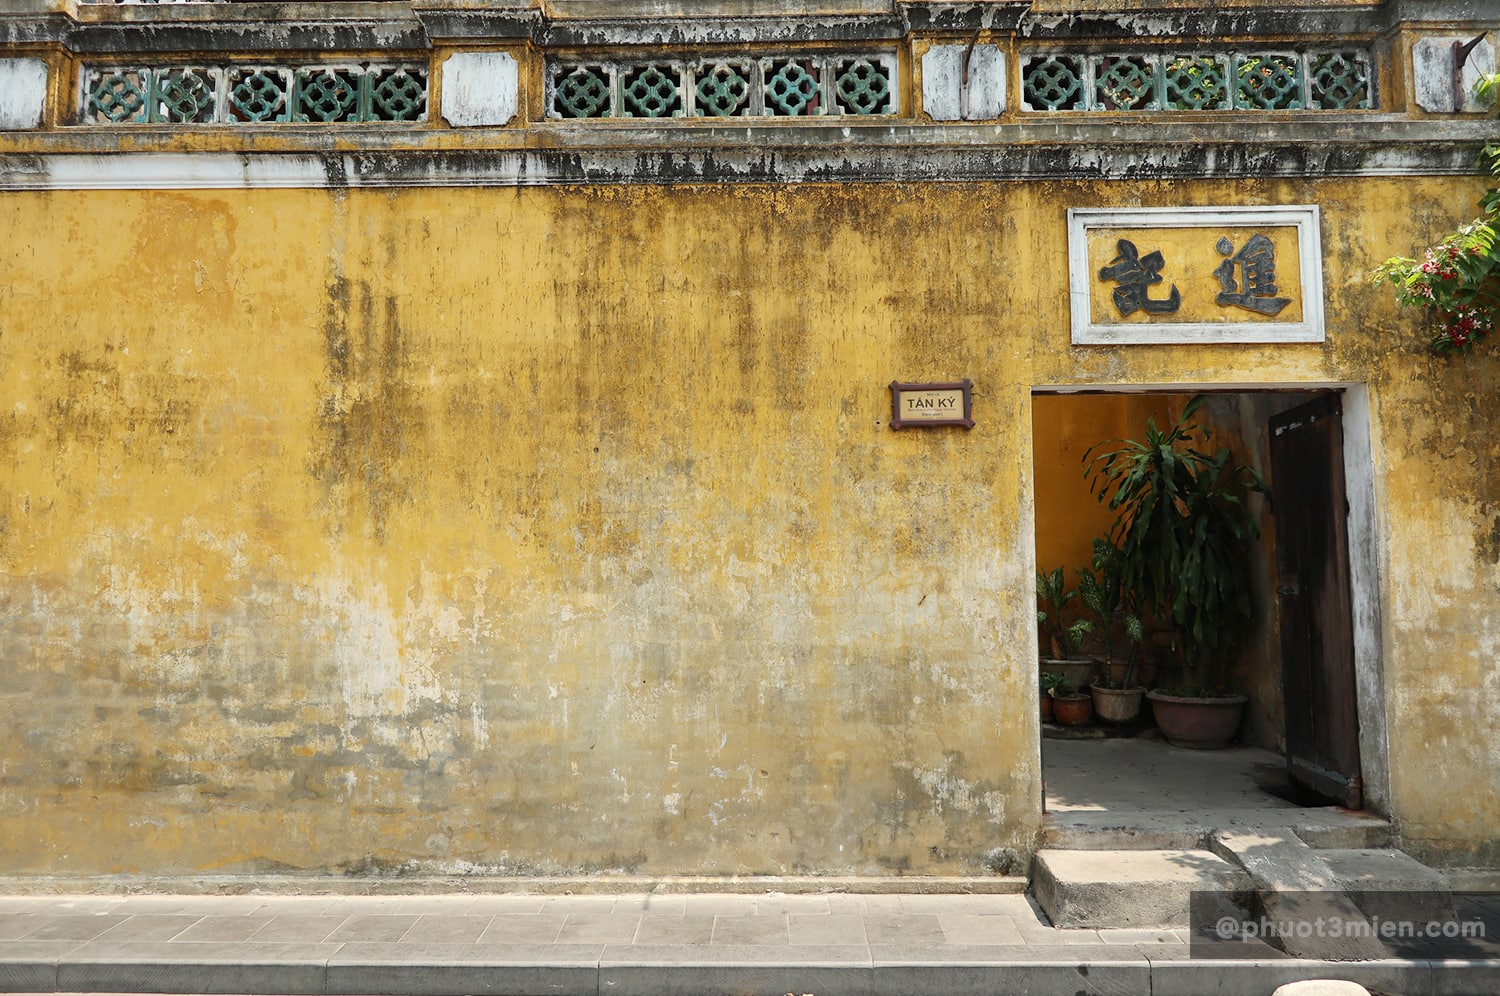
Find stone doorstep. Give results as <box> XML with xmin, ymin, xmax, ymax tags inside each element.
<box><xmin>1041</xmin><ymin>810</ymin><xmax>1394</xmax><ymax>852</ymax></box>
<box><xmin>1031</xmin><ymin>849</ymin><xmax>1254</xmax><ymax>929</ymax></box>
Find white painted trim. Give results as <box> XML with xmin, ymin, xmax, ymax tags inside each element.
<box><xmin>1067</xmin><ymin>205</ymin><xmax>1325</xmax><ymax>346</ymax></box>
<box><xmin>1340</xmin><ymin>384</ymin><xmax>1390</xmax><ymax>815</ymax></box>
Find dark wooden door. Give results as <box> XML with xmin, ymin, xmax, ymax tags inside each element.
<box><xmin>1268</xmin><ymin>393</ymin><xmax>1362</xmax><ymax>808</ymax></box>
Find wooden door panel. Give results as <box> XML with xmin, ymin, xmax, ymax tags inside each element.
<box><xmin>1269</xmin><ymin>393</ymin><xmax>1361</xmax><ymax>808</ymax></box>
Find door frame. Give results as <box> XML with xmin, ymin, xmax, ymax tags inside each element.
<box><xmin>1028</xmin><ymin>381</ymin><xmax>1390</xmax><ymax>815</ymax></box>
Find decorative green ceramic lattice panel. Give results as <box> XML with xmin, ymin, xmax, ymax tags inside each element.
<box><xmin>1092</xmin><ymin>55</ymin><xmax>1157</xmax><ymax>111</ymax></box>
<box><xmin>227</xmin><ymin>68</ymin><xmax>291</xmax><ymax>122</ymax></box>
<box><xmin>545</xmin><ymin>54</ymin><xmax>896</xmax><ymax>119</ymax></box>
<box><xmin>832</xmin><ymin>58</ymin><xmax>892</xmax><ymax>115</ymax></box>
<box><xmin>1234</xmin><ymin>53</ymin><xmax>1302</xmax><ymax>109</ymax></box>
<box><xmin>762</xmin><ymin>59</ymin><xmax>822</xmax><ymax>116</ymax></box>
<box><xmin>621</xmin><ymin>64</ymin><xmax>683</xmax><ymax>118</ymax></box>
<box><xmin>693</xmin><ymin>61</ymin><xmax>752</xmax><ymax>117</ymax></box>
<box><xmin>1163</xmin><ymin>55</ymin><xmax>1230</xmax><ymax>110</ymax></box>
<box><xmin>1021</xmin><ymin>55</ymin><xmax>1086</xmax><ymax>111</ymax></box>
<box><xmin>81</xmin><ymin>63</ymin><xmax>427</xmax><ymax>125</ymax></box>
<box><xmin>1308</xmin><ymin>51</ymin><xmax>1371</xmax><ymax>109</ymax></box>
<box><xmin>552</xmin><ymin>65</ymin><xmax>613</xmax><ymax>118</ymax></box>
<box><xmin>1021</xmin><ymin>48</ymin><xmax>1373</xmax><ymax>112</ymax></box>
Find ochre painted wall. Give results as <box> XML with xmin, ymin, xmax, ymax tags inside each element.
<box><xmin>1</xmin><ymin>175</ymin><xmax>1495</xmax><ymax>875</ymax></box>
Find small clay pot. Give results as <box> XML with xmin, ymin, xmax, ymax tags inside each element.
<box><xmin>1051</xmin><ymin>693</ymin><xmax>1093</xmax><ymax>727</ymax></box>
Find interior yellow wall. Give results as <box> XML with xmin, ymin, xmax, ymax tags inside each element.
<box><xmin>1</xmin><ymin>173</ymin><xmax>1496</xmax><ymax>874</ymax></box>
<box><xmin>1031</xmin><ymin>394</ymin><xmax>1180</xmax><ymax>580</ymax></box>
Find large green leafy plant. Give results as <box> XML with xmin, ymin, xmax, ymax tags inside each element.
<box><xmin>1084</xmin><ymin>397</ymin><xmax>1266</xmax><ymax>696</ymax></box>
<box><xmin>1372</xmin><ymin>74</ymin><xmax>1499</xmax><ymax>356</ymax></box>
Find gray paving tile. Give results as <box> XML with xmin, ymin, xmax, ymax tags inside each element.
<box><xmin>248</xmin><ymin>914</ymin><xmax>350</xmax><ymax>943</ymax></box>
<box><xmin>899</xmin><ymin>893</ymin><xmax>1029</xmax><ymax>915</ymax></box>
<box><xmin>609</xmin><ymin>894</ymin><xmax>687</xmax><ymax>915</ymax></box>
<box><xmin>244</xmin><ymin>897</ymin><xmax>344</xmax><ymax>915</ymax></box>
<box><xmin>712</xmin><ymin>913</ymin><xmax>789</xmax><ymax>945</ymax></box>
<box><xmin>319</xmin><ymin>896</ymin><xmax>410</xmax><ymax>916</ymax></box>
<box><xmin>938</xmin><ymin>914</ymin><xmax>1027</xmax><ymax>945</ymax></box>
<box><xmin>862</xmin><ymin>914</ymin><xmax>945</xmax><ymax>945</ymax></box>
<box><xmin>0</xmin><ymin>939</ymin><xmax>88</xmax><ymax>991</ymax></box>
<box><xmin>1015</xmin><ymin>924</ymin><xmax>1107</xmax><ymax>945</ymax></box>
<box><xmin>1146</xmin><ymin>956</ymin><xmax>1430</xmax><ymax>996</ymax></box>
<box><xmin>57</xmin><ymin>940</ymin><xmax>340</xmax><ymax>995</ymax></box>
<box><xmin>93</xmin><ymin>914</ymin><xmax>202</xmax><ymax>942</ymax></box>
<box><xmin>599</xmin><ymin>942</ymin><xmax>872</xmax><ymax>996</ymax></box>
<box><xmin>537</xmin><ymin>895</ymin><xmax>622</xmax><ymax>915</ymax></box>
<box><xmin>0</xmin><ymin>898</ymin><xmax>124</xmax><ymax>915</ymax></box>
<box><xmin>824</xmin><ymin>893</ymin><xmax>908</xmax><ymax>915</ymax></box>
<box><xmin>632</xmin><ymin>914</ymin><xmax>714</xmax><ymax>945</ymax></box>
<box><xmin>389</xmin><ymin>896</ymin><xmax>481</xmax><ymax>915</ymax></box>
<box><xmin>872</xmin><ymin>941</ymin><xmax>1152</xmax><ymax>963</ymax></box>
<box><xmin>789</xmin><ymin>913</ymin><xmax>866</xmax><ymax>945</ymax></box>
<box><xmin>0</xmin><ymin>914</ymin><xmax>40</xmax><ymax>940</ymax></box>
<box><xmin>1431</xmin><ymin>958</ymin><xmax>1500</xmax><ymax>995</ymax></box>
<box><xmin>1094</xmin><ymin>926</ymin><xmax>1184</xmax><ymax>945</ymax></box>
<box><xmin>323</xmin><ymin>913</ymin><xmax>420</xmax><ymax>942</ymax></box>
<box><xmin>327</xmin><ymin>941</ymin><xmax>603</xmax><ymax>996</ymax></box>
<box><xmin>475</xmin><ymin>913</ymin><xmax>567</xmax><ymax>944</ymax></box>
<box><xmin>555</xmin><ymin>913</ymin><xmax>641</xmax><ymax>944</ymax></box>
<box><xmin>170</xmin><ymin>914</ymin><xmax>273</xmax><ymax>942</ymax></box>
<box><xmin>463</xmin><ymin>895</ymin><xmax>549</xmax><ymax>915</ymax></box>
<box><xmin>679</xmin><ymin>894</ymin><xmax>760</xmax><ymax>916</ymax></box>
<box><xmin>399</xmin><ymin>913</ymin><xmax>493</xmax><ymax>943</ymax></box>
<box><xmin>754</xmin><ymin>894</ymin><xmax>832</xmax><ymax>915</ymax></box>
<box><xmin>871</xmin><ymin>943</ymin><xmax>1150</xmax><ymax>996</ymax></box>
<box><xmin>112</xmin><ymin>896</ymin><xmax>260</xmax><ymax>916</ymax></box>
<box><xmin>20</xmin><ymin>914</ymin><xmax>132</xmax><ymax>942</ymax></box>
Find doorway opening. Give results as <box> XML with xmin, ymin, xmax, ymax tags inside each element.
<box><xmin>1030</xmin><ymin>387</ymin><xmax>1388</xmax><ymax>826</ymax></box>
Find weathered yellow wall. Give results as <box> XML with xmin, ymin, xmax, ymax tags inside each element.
<box><xmin>1</xmin><ymin>173</ymin><xmax>1495</xmax><ymax>875</ymax></box>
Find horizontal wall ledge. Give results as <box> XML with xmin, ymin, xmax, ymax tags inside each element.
<box><xmin>0</xmin><ymin>120</ymin><xmax>1493</xmax><ymax>188</ymax></box>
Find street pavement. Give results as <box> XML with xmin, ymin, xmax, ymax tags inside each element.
<box><xmin>3</xmin><ymin>888</ymin><xmax>1498</xmax><ymax>995</ymax></box>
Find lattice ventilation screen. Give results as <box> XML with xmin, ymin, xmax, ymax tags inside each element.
<box><xmin>1021</xmin><ymin>50</ymin><xmax>1374</xmax><ymax>112</ymax></box>
<box><xmin>81</xmin><ymin>64</ymin><xmax>428</xmax><ymax>124</ymax></box>
<box><xmin>547</xmin><ymin>55</ymin><xmax>898</xmax><ymax>119</ymax></box>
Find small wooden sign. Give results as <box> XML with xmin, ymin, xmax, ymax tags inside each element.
<box><xmin>889</xmin><ymin>380</ymin><xmax>974</xmax><ymax>430</ymax></box>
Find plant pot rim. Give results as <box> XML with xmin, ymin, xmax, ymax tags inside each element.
<box><xmin>1146</xmin><ymin>690</ymin><xmax>1248</xmax><ymax>705</ymax></box>
<box><xmin>1052</xmin><ymin>692</ymin><xmax>1091</xmax><ymax>701</ymax></box>
<box><xmin>1091</xmin><ymin>684</ymin><xmax>1146</xmax><ymax>694</ymax></box>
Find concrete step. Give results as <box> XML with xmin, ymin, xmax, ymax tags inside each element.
<box><xmin>1318</xmin><ymin>847</ymin><xmax>1456</xmax><ymax>923</ymax></box>
<box><xmin>1041</xmin><ymin>809</ymin><xmax>1393</xmax><ymax>851</ymax></box>
<box><xmin>1031</xmin><ymin>848</ymin><xmax>1253</xmax><ymax>929</ymax></box>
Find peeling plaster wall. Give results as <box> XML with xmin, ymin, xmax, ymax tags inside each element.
<box><xmin>0</xmin><ymin>174</ymin><xmax>1495</xmax><ymax>876</ymax></box>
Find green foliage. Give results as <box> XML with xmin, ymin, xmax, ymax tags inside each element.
<box><xmin>1077</xmin><ymin>537</ymin><xmax>1144</xmax><ymax>687</ymax></box>
<box><xmin>1039</xmin><ymin>671</ymin><xmax>1068</xmax><ymax>697</ymax></box>
<box><xmin>1036</xmin><ymin>565</ymin><xmax>1093</xmax><ymax>659</ymax></box>
<box><xmin>1371</xmin><ymin>73</ymin><xmax>1500</xmax><ymax>356</ymax></box>
<box><xmin>1084</xmin><ymin>397</ymin><xmax>1266</xmax><ymax>695</ymax></box>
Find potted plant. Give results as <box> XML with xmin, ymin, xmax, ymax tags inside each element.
<box><xmin>1036</xmin><ymin>565</ymin><xmax>1097</xmax><ymax>693</ymax></box>
<box><xmin>1039</xmin><ymin>670</ymin><xmax>1066</xmax><ymax>722</ymax></box>
<box><xmin>1084</xmin><ymin>396</ymin><xmax>1266</xmax><ymax>748</ymax></box>
<box><xmin>1050</xmin><ymin>677</ymin><xmax>1093</xmax><ymax>727</ymax></box>
<box><xmin>1077</xmin><ymin>537</ymin><xmax>1146</xmax><ymax>724</ymax></box>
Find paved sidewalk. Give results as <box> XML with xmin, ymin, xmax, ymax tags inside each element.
<box><xmin>1</xmin><ymin>889</ymin><xmax>1497</xmax><ymax>996</ymax></box>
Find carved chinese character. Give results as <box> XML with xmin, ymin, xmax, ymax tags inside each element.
<box><xmin>1099</xmin><ymin>239</ymin><xmax>1181</xmax><ymax>317</ymax></box>
<box><xmin>1213</xmin><ymin>234</ymin><xmax>1291</xmax><ymax>316</ymax></box>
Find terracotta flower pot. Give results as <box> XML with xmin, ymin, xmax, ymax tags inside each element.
<box><xmin>1090</xmin><ymin>684</ymin><xmax>1145</xmax><ymax>724</ymax></box>
<box><xmin>1052</xmin><ymin>693</ymin><xmax>1093</xmax><ymax>727</ymax></box>
<box><xmin>1146</xmin><ymin>691</ymin><xmax>1247</xmax><ymax>749</ymax></box>
<box><xmin>1040</xmin><ymin>696</ymin><xmax>1054</xmax><ymax>722</ymax></box>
